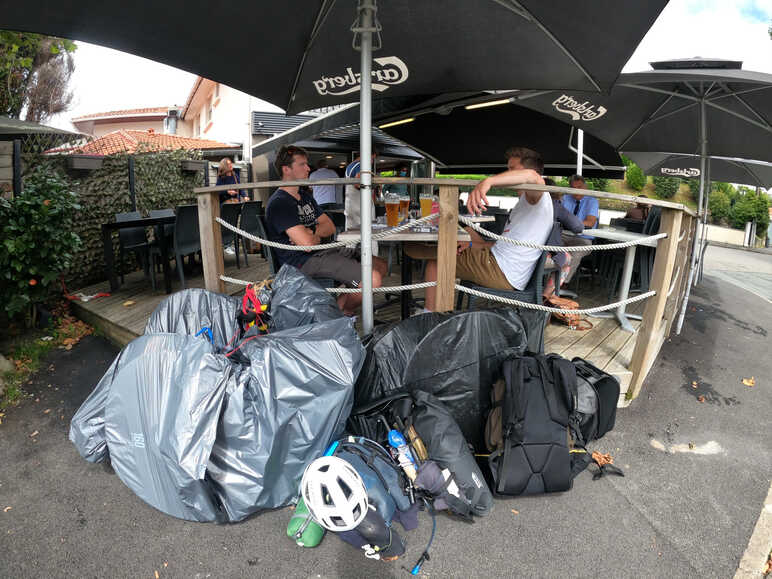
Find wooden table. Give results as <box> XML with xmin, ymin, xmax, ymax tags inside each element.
<box><xmin>569</xmin><ymin>226</ymin><xmax>659</xmax><ymax>332</ymax></box>
<box><xmin>102</xmin><ymin>216</ymin><xmax>176</xmax><ymax>294</ymax></box>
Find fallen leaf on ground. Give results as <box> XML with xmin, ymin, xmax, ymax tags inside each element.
<box><xmin>3</xmin><ymin>506</ymin><xmax>11</xmax><ymax>512</ymax></box>
<box><xmin>39</xmin><ymin>336</ymin><xmax>54</xmax><ymax>342</ymax></box>
<box><xmin>697</xmin><ymin>395</ymin><xmax>706</xmax><ymax>403</ymax></box>
<box><xmin>511</xmin><ymin>509</ymin><xmax>519</xmax><ymax>515</ymax></box>
<box><xmin>34</xmin><ymin>398</ymin><xmax>39</xmax><ymax>403</ymax></box>
<box><xmin>691</xmin><ymin>381</ymin><xmax>698</xmax><ymax>389</ymax></box>
<box><xmin>122</xmin><ymin>300</ymin><xmax>136</xmax><ymax>307</ymax></box>
<box><xmin>741</xmin><ymin>376</ymin><xmax>755</xmax><ymax>387</ymax></box>
<box><xmin>43</xmin><ymin>409</ymin><xmax>51</xmax><ymax>414</ymax></box>
<box><xmin>155</xmin><ymin>571</ymin><xmax>160</xmax><ymax>579</ymax></box>
<box><xmin>163</xmin><ymin>562</ymin><xmax>168</xmax><ymax>568</ymax></box>
<box><xmin>688</xmin><ymin>442</ymin><xmax>695</xmax><ymax>450</ymax></box>
<box><xmin>592</xmin><ymin>451</ymin><xmax>614</xmax><ymax>466</ymax></box>
<box><xmin>29</xmin><ymin>430</ymin><xmax>39</xmax><ymax>438</ymax></box>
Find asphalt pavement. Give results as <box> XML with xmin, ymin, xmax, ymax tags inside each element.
<box><xmin>0</xmin><ymin>262</ymin><xmax>770</xmax><ymax>578</ymax></box>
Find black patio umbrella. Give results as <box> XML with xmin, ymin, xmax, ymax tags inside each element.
<box><xmin>505</xmin><ymin>58</ymin><xmax>772</xmax><ymax>333</ymax></box>
<box><xmin>625</xmin><ymin>152</ymin><xmax>772</xmax><ymax>190</ymax></box>
<box><xmin>0</xmin><ymin>0</ymin><xmax>668</xmax><ymax>331</ymax></box>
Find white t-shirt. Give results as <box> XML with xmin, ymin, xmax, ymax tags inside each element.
<box><xmin>344</xmin><ymin>159</ymin><xmax>375</xmax><ymax>229</ymax></box>
<box><xmin>491</xmin><ymin>191</ymin><xmax>553</xmax><ymax>290</ymax></box>
<box><xmin>309</xmin><ymin>167</ymin><xmax>340</xmax><ymax>205</ymax></box>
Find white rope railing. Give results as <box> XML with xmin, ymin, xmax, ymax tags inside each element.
<box><xmin>216</xmin><ymin>214</ymin><xmax>440</xmax><ymax>252</ymax></box>
<box><xmin>455</xmin><ymin>285</ymin><xmax>656</xmax><ymax>315</ymax></box>
<box><xmin>458</xmin><ymin>216</ymin><xmax>667</xmax><ymax>252</ymax></box>
<box><xmin>326</xmin><ymin>281</ymin><xmax>437</xmax><ymax>294</ymax></box>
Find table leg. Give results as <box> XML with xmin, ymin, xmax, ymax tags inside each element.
<box><xmin>589</xmin><ymin>245</ymin><xmax>637</xmax><ymax>332</ymax></box>
<box><xmin>160</xmin><ymin>227</ymin><xmax>172</xmax><ymax>294</ymax></box>
<box><xmin>401</xmin><ymin>247</ymin><xmax>412</xmax><ymax>320</ymax></box>
<box><xmin>103</xmin><ymin>226</ymin><xmax>118</xmax><ymax>292</ymax></box>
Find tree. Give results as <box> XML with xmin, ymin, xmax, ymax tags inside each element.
<box><xmin>729</xmin><ymin>190</ymin><xmax>770</xmax><ymax>232</ymax></box>
<box><xmin>625</xmin><ymin>162</ymin><xmax>646</xmax><ymax>191</ymax></box>
<box><xmin>652</xmin><ymin>176</ymin><xmax>679</xmax><ymax>199</ymax></box>
<box><xmin>0</xmin><ymin>31</ymin><xmax>77</xmax><ymax>122</ymax></box>
<box><xmin>708</xmin><ymin>189</ymin><xmax>731</xmax><ymax>223</ymax></box>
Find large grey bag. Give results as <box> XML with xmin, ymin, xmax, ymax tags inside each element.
<box><xmin>207</xmin><ymin>317</ymin><xmax>363</xmax><ymax>521</ymax></box>
<box><xmin>103</xmin><ymin>333</ymin><xmax>232</xmax><ymax>522</ymax></box>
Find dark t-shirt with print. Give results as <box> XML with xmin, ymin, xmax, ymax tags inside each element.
<box><xmin>266</xmin><ymin>187</ymin><xmax>321</xmax><ymax>268</ymax></box>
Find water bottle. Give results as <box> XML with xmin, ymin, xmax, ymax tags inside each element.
<box><xmin>387</xmin><ymin>430</ymin><xmax>417</xmax><ymax>480</ymax></box>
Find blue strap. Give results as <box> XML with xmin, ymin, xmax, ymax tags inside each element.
<box><xmin>195</xmin><ymin>326</ymin><xmax>214</xmax><ymax>345</ymax></box>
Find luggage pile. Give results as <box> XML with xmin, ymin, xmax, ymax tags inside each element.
<box><xmin>70</xmin><ymin>266</ymin><xmax>621</xmax><ymax>571</ymax></box>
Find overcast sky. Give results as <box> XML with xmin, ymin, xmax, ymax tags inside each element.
<box><xmin>48</xmin><ymin>0</ymin><xmax>771</xmax><ymax>130</ymax></box>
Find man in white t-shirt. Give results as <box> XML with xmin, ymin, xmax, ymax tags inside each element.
<box><xmin>406</xmin><ymin>147</ymin><xmax>551</xmax><ymax>311</ymax></box>
<box><xmin>309</xmin><ymin>159</ymin><xmax>341</xmax><ymax>206</ymax></box>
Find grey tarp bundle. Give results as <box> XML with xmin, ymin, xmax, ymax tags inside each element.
<box><xmin>70</xmin><ymin>270</ymin><xmax>363</xmax><ymax>522</ymax></box>
<box><xmin>354</xmin><ymin>309</ymin><xmax>528</xmax><ymax>450</ymax></box>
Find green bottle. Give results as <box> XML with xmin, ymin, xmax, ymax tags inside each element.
<box><xmin>287</xmin><ymin>497</ymin><xmax>325</xmax><ymax>548</ymax></box>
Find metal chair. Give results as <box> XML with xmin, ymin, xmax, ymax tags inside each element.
<box><xmin>456</xmin><ymin>251</ymin><xmax>548</xmax><ymax>310</ymax></box>
<box><xmin>147</xmin><ymin>208</ymin><xmax>176</xmax><ymax>290</ymax></box>
<box><xmin>239</xmin><ymin>201</ymin><xmax>263</xmax><ymax>266</ymax></box>
<box><xmin>173</xmin><ymin>204</ymin><xmax>201</xmax><ymax>289</ymax></box>
<box><xmin>219</xmin><ymin>202</ymin><xmax>243</xmax><ymax>268</ymax></box>
<box><xmin>115</xmin><ymin>211</ymin><xmax>150</xmax><ymax>285</ymax></box>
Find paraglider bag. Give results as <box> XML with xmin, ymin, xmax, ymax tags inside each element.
<box><xmin>488</xmin><ymin>354</ymin><xmax>583</xmax><ymax>496</ymax></box>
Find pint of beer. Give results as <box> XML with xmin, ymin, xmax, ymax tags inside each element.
<box><xmin>399</xmin><ymin>195</ymin><xmax>410</xmax><ymax>220</ymax></box>
<box><xmin>419</xmin><ymin>193</ymin><xmax>433</xmax><ymax>217</ymax></box>
<box><xmin>385</xmin><ymin>194</ymin><xmax>400</xmax><ymax>227</ymax></box>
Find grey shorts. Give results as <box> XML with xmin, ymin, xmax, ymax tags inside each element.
<box><xmin>300</xmin><ymin>248</ymin><xmax>362</xmax><ymax>286</ymax></box>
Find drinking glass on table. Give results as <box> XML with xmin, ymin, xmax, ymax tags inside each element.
<box><xmin>385</xmin><ymin>193</ymin><xmax>401</xmax><ymax>227</ymax></box>
<box><xmin>399</xmin><ymin>195</ymin><xmax>410</xmax><ymax>221</ymax></box>
<box><xmin>419</xmin><ymin>192</ymin><xmax>433</xmax><ymax>217</ymax></box>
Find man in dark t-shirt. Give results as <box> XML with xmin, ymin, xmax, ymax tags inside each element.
<box><xmin>266</xmin><ymin>145</ymin><xmax>387</xmax><ymax>316</ymax></box>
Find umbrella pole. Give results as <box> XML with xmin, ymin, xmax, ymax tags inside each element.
<box><xmin>576</xmin><ymin>128</ymin><xmax>584</xmax><ymax>175</ymax></box>
<box><xmin>358</xmin><ymin>0</ymin><xmax>375</xmax><ymax>334</ymax></box>
<box><xmin>676</xmin><ymin>98</ymin><xmax>708</xmax><ymax>334</ymax></box>
<box><xmin>696</xmin><ymin>158</ymin><xmax>711</xmax><ymax>284</ymax></box>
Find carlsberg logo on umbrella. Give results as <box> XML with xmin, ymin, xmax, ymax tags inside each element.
<box><xmin>552</xmin><ymin>95</ymin><xmax>607</xmax><ymax>121</ymax></box>
<box><xmin>313</xmin><ymin>56</ymin><xmax>409</xmax><ymax>96</ymax></box>
<box><xmin>661</xmin><ymin>167</ymin><xmax>700</xmax><ymax>177</ymax></box>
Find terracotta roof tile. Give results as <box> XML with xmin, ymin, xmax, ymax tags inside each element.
<box><xmin>47</xmin><ymin>130</ymin><xmax>235</xmax><ymax>155</ymax></box>
<box><xmin>72</xmin><ymin>107</ymin><xmax>172</xmax><ymax>121</ymax></box>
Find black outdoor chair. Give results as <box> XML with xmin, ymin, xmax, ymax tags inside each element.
<box><xmin>239</xmin><ymin>201</ymin><xmax>263</xmax><ymax>266</ymax></box>
<box><xmin>220</xmin><ymin>202</ymin><xmax>243</xmax><ymax>269</ymax></box>
<box><xmin>173</xmin><ymin>204</ymin><xmax>201</xmax><ymax>289</ymax></box>
<box><xmin>456</xmin><ymin>250</ymin><xmax>548</xmax><ymax>310</ymax></box>
<box><xmin>146</xmin><ymin>208</ymin><xmax>176</xmax><ymax>290</ymax></box>
<box><xmin>256</xmin><ymin>215</ymin><xmax>335</xmax><ymax>288</ymax></box>
<box><xmin>115</xmin><ymin>211</ymin><xmax>151</xmax><ymax>285</ymax></box>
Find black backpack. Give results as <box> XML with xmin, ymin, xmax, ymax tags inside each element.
<box><xmin>572</xmin><ymin>357</ymin><xmax>620</xmax><ymax>443</ymax></box>
<box><xmin>488</xmin><ymin>353</ymin><xmax>590</xmax><ymax>496</ymax></box>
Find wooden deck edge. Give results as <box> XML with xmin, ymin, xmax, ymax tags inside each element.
<box><xmin>71</xmin><ymin>300</ymin><xmax>140</xmax><ymax>348</ymax></box>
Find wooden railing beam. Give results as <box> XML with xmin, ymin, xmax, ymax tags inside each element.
<box><xmin>198</xmin><ymin>191</ymin><xmax>225</xmax><ymax>293</ymax></box>
<box><xmin>436</xmin><ymin>185</ymin><xmax>459</xmax><ymax>312</ymax></box>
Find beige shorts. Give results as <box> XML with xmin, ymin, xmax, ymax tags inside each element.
<box><xmin>404</xmin><ymin>243</ymin><xmax>513</xmax><ymax>290</ymax></box>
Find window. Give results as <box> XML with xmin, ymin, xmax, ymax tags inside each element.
<box><xmin>208</xmin><ymin>96</ymin><xmax>214</xmax><ymax>125</ymax></box>
<box><xmin>193</xmin><ymin>116</ymin><xmax>199</xmax><ymax>136</ymax></box>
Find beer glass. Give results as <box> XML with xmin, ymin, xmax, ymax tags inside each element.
<box><xmin>385</xmin><ymin>193</ymin><xmax>400</xmax><ymax>227</ymax></box>
<box><xmin>419</xmin><ymin>192</ymin><xmax>433</xmax><ymax>217</ymax></box>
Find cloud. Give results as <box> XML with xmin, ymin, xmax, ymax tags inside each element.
<box><xmin>624</xmin><ymin>0</ymin><xmax>772</xmax><ymax>73</ymax></box>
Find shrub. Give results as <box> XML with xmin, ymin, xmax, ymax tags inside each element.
<box><xmin>590</xmin><ymin>177</ymin><xmax>609</xmax><ymax>192</ymax></box>
<box><xmin>652</xmin><ymin>176</ymin><xmax>680</xmax><ymax>199</ymax></box>
<box><xmin>0</xmin><ymin>169</ymin><xmax>81</xmax><ymax>321</ymax></box>
<box><xmin>625</xmin><ymin>163</ymin><xmax>646</xmax><ymax>191</ymax></box>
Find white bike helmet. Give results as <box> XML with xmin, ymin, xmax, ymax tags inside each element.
<box><xmin>301</xmin><ymin>456</ymin><xmax>368</xmax><ymax>531</ymax></box>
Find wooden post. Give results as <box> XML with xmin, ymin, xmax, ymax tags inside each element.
<box><xmin>198</xmin><ymin>192</ymin><xmax>225</xmax><ymax>293</ymax></box>
<box><xmin>435</xmin><ymin>185</ymin><xmax>459</xmax><ymax>312</ymax></box>
<box><xmin>628</xmin><ymin>208</ymin><xmax>683</xmax><ymax>399</ymax></box>
<box><xmin>665</xmin><ymin>214</ymin><xmax>694</xmax><ymax>337</ymax></box>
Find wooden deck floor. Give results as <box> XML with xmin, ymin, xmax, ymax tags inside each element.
<box><xmin>72</xmin><ymin>254</ymin><xmax>639</xmax><ymax>405</ymax></box>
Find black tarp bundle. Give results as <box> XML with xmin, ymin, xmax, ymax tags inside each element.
<box><xmin>354</xmin><ymin>309</ymin><xmax>530</xmax><ymax>450</ymax></box>
<box><xmin>70</xmin><ymin>266</ymin><xmax>364</xmax><ymax>522</ymax></box>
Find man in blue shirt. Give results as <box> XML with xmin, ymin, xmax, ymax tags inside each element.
<box><xmin>559</xmin><ymin>175</ymin><xmax>599</xmax><ymax>282</ymax></box>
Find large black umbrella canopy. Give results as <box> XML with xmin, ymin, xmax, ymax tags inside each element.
<box><xmin>510</xmin><ymin>60</ymin><xmax>772</xmax><ymax>163</ymax></box>
<box><xmin>382</xmin><ymin>100</ymin><xmax>624</xmax><ymax>178</ymax></box>
<box><xmin>251</xmin><ymin>94</ymin><xmax>625</xmax><ymax>178</ymax></box>
<box><xmin>0</xmin><ymin>0</ymin><xmax>668</xmax><ymax>114</ymax></box>
<box><xmin>626</xmin><ymin>152</ymin><xmax>772</xmax><ymax>190</ymax></box>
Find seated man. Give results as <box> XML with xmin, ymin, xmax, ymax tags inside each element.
<box><xmin>266</xmin><ymin>145</ymin><xmax>387</xmax><ymax>316</ymax></box>
<box><xmin>543</xmin><ymin>178</ymin><xmax>584</xmax><ymax>298</ymax></box>
<box><xmin>625</xmin><ymin>194</ymin><xmax>650</xmax><ymax>221</ymax></box>
<box><xmin>406</xmin><ymin>146</ymin><xmax>551</xmax><ymax>311</ymax></box>
<box><xmin>559</xmin><ymin>174</ymin><xmax>599</xmax><ymax>283</ymax></box>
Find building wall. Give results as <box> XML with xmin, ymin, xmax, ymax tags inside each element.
<box><xmin>75</xmin><ymin>119</ymin><xmax>166</xmax><ymax>138</ymax></box>
<box><xmin>696</xmin><ymin>222</ymin><xmax>747</xmax><ymax>246</ymax></box>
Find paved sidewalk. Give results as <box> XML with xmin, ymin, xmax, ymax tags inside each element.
<box><xmin>0</xmin><ymin>275</ymin><xmax>770</xmax><ymax>578</ymax></box>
